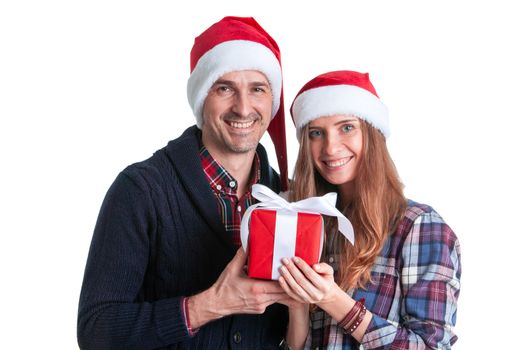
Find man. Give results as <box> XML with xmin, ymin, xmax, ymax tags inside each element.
<box><xmin>78</xmin><ymin>17</ymin><xmax>290</xmax><ymax>349</ymax></box>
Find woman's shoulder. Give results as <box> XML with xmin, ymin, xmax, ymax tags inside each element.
<box><xmin>395</xmin><ymin>199</ymin><xmax>458</xmax><ymax>245</ymax></box>
<box><xmin>404</xmin><ymin>199</ymin><xmax>438</xmax><ymax>220</ymax></box>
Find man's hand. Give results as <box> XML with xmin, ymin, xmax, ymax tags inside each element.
<box><xmin>187</xmin><ymin>248</ymin><xmax>287</xmax><ymax>328</ymax></box>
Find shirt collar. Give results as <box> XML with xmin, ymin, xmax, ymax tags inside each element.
<box><xmin>199</xmin><ymin>144</ymin><xmax>261</xmax><ymax>196</ymax></box>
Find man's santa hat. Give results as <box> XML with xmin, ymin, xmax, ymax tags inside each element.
<box><xmin>187</xmin><ymin>16</ymin><xmax>288</xmax><ymax>190</ymax></box>
<box><xmin>290</xmin><ymin>70</ymin><xmax>390</xmax><ymax>138</ymax></box>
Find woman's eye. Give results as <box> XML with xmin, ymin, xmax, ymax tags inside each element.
<box><xmin>342</xmin><ymin>124</ymin><xmax>354</xmax><ymax>133</ymax></box>
<box><xmin>309</xmin><ymin>130</ymin><xmax>322</xmax><ymax>138</ymax></box>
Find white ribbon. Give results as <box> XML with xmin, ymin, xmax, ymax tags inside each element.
<box><xmin>240</xmin><ymin>184</ymin><xmax>354</xmax><ymax>277</ymax></box>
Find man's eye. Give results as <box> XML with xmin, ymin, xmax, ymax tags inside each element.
<box><xmin>253</xmin><ymin>87</ymin><xmax>267</xmax><ymax>93</ymax></box>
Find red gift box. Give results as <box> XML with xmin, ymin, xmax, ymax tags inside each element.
<box><xmin>247</xmin><ymin>208</ymin><xmax>323</xmax><ymax>280</ymax></box>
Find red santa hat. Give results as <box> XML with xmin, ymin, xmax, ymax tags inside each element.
<box><xmin>187</xmin><ymin>16</ymin><xmax>288</xmax><ymax>190</ymax></box>
<box><xmin>290</xmin><ymin>70</ymin><xmax>390</xmax><ymax>138</ymax></box>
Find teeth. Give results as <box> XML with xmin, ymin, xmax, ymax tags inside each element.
<box><xmin>325</xmin><ymin>158</ymin><xmax>350</xmax><ymax>168</ymax></box>
<box><xmin>229</xmin><ymin>121</ymin><xmax>255</xmax><ymax>129</ymax></box>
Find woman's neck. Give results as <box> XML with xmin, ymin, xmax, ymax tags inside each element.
<box><xmin>337</xmin><ymin>181</ymin><xmax>356</xmax><ymax>208</ymax></box>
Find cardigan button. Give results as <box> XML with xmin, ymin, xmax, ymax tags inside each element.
<box><xmin>233</xmin><ymin>331</ymin><xmax>242</xmax><ymax>343</ymax></box>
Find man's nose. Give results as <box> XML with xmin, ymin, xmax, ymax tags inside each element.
<box><xmin>231</xmin><ymin>91</ymin><xmax>253</xmax><ymax>118</ymax></box>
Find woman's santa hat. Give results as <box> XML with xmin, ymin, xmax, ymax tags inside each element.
<box><xmin>290</xmin><ymin>70</ymin><xmax>390</xmax><ymax>138</ymax></box>
<box><xmin>187</xmin><ymin>16</ymin><xmax>288</xmax><ymax>190</ymax></box>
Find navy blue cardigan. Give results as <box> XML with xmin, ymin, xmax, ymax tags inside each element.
<box><xmin>78</xmin><ymin>126</ymin><xmax>287</xmax><ymax>349</ymax></box>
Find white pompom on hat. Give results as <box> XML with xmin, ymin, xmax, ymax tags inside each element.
<box><xmin>187</xmin><ymin>16</ymin><xmax>288</xmax><ymax>190</ymax></box>
<box><xmin>290</xmin><ymin>70</ymin><xmax>390</xmax><ymax>138</ymax></box>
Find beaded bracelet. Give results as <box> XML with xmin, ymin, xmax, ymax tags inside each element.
<box><xmin>338</xmin><ymin>298</ymin><xmax>365</xmax><ymax>331</ymax></box>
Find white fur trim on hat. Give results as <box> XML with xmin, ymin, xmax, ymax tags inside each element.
<box><xmin>187</xmin><ymin>40</ymin><xmax>282</xmax><ymax>128</ymax></box>
<box><xmin>291</xmin><ymin>85</ymin><xmax>390</xmax><ymax>138</ymax></box>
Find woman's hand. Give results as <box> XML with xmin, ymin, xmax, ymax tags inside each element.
<box><xmin>277</xmin><ymin>260</ymin><xmax>312</xmax><ymax>350</ymax></box>
<box><xmin>278</xmin><ymin>257</ymin><xmax>340</xmax><ymax>308</ymax></box>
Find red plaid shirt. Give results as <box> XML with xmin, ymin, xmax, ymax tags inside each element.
<box><xmin>199</xmin><ymin>145</ymin><xmax>261</xmax><ymax>248</ymax></box>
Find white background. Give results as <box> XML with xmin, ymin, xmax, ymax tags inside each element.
<box><xmin>1</xmin><ymin>1</ymin><xmax>523</xmax><ymax>349</ymax></box>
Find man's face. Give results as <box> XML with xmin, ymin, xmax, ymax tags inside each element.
<box><xmin>201</xmin><ymin>70</ymin><xmax>273</xmax><ymax>157</ymax></box>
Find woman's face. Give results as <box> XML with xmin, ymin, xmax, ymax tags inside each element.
<box><xmin>308</xmin><ymin>115</ymin><xmax>363</xmax><ymax>186</ymax></box>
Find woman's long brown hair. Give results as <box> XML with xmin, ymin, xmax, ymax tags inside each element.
<box><xmin>290</xmin><ymin>120</ymin><xmax>407</xmax><ymax>290</ymax></box>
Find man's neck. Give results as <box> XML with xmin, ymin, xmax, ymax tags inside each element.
<box><xmin>207</xmin><ymin>148</ymin><xmax>256</xmax><ymax>197</ymax></box>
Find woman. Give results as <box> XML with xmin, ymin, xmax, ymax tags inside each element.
<box><xmin>280</xmin><ymin>71</ymin><xmax>461</xmax><ymax>349</ymax></box>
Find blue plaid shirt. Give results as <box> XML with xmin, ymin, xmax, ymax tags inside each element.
<box><xmin>306</xmin><ymin>201</ymin><xmax>461</xmax><ymax>349</ymax></box>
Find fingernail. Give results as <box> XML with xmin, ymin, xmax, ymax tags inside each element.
<box><xmin>293</xmin><ymin>257</ymin><xmax>300</xmax><ymax>263</ymax></box>
<box><xmin>282</xmin><ymin>258</ymin><xmax>290</xmax><ymax>265</ymax></box>
<box><xmin>280</xmin><ymin>266</ymin><xmax>287</xmax><ymax>273</ymax></box>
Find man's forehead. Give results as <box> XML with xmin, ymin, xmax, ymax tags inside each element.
<box><xmin>215</xmin><ymin>70</ymin><xmax>270</xmax><ymax>85</ymax></box>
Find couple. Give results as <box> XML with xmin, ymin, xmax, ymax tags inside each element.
<box><xmin>77</xmin><ymin>17</ymin><xmax>461</xmax><ymax>349</ymax></box>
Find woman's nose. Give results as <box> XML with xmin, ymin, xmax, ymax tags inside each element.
<box><xmin>323</xmin><ymin>134</ymin><xmax>343</xmax><ymax>156</ymax></box>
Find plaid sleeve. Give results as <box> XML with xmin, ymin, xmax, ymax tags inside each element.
<box><xmin>361</xmin><ymin>211</ymin><xmax>461</xmax><ymax>349</ymax></box>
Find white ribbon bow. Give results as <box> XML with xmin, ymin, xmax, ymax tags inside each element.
<box><xmin>240</xmin><ymin>184</ymin><xmax>355</xmax><ymax>254</ymax></box>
